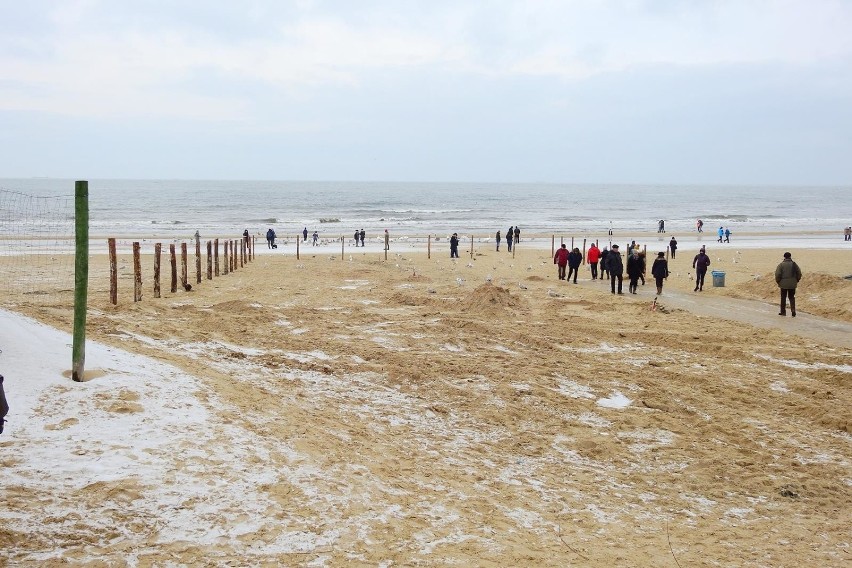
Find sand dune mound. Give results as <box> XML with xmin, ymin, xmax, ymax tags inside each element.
<box><xmin>459</xmin><ymin>283</ymin><xmax>526</xmax><ymax>314</ymax></box>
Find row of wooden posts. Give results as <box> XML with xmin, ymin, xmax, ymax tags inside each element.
<box><xmin>109</xmin><ymin>233</ymin><xmax>665</xmax><ymax>303</ymax></box>
<box><xmin>108</xmin><ymin>235</ymin><xmax>256</xmax><ymax>304</ymax></box>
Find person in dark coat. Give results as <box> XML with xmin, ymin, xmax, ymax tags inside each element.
<box><xmin>303</xmin><ymin>227</ymin><xmax>308</xmax><ymax>242</ymax></box>
<box><xmin>360</xmin><ymin>229</ymin><xmax>366</xmax><ymax>246</ymax></box>
<box><xmin>266</xmin><ymin>228</ymin><xmax>276</xmax><ymax>249</ymax></box>
<box><xmin>567</xmin><ymin>247</ymin><xmax>583</xmax><ymax>284</ymax></box>
<box><xmin>692</xmin><ymin>247</ymin><xmax>711</xmax><ymax>291</ymax></box>
<box><xmin>0</xmin><ymin>374</ymin><xmax>8</xmax><ymax>435</ymax></box>
<box><xmin>669</xmin><ymin>236</ymin><xmax>678</xmax><ymax>259</ymax></box>
<box><xmin>606</xmin><ymin>244</ymin><xmax>624</xmax><ymax>294</ymax></box>
<box><xmin>450</xmin><ymin>233</ymin><xmax>460</xmax><ymax>258</ymax></box>
<box><xmin>554</xmin><ymin>244</ymin><xmax>569</xmax><ymax>280</ymax></box>
<box><xmin>651</xmin><ymin>251</ymin><xmax>669</xmax><ymax>294</ymax></box>
<box><xmin>513</xmin><ymin>226</ymin><xmax>520</xmax><ymax>243</ymax></box>
<box><xmin>600</xmin><ymin>247</ymin><xmax>611</xmax><ymax>281</ymax></box>
<box><xmin>506</xmin><ymin>227</ymin><xmax>514</xmax><ymax>252</ymax></box>
<box><xmin>495</xmin><ymin>230</ymin><xmax>501</xmax><ymax>251</ymax></box>
<box><xmin>626</xmin><ymin>250</ymin><xmax>643</xmax><ymax>294</ymax></box>
<box><xmin>775</xmin><ymin>252</ymin><xmax>802</xmax><ymax>316</ymax></box>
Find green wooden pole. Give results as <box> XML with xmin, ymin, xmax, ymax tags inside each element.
<box><xmin>72</xmin><ymin>181</ymin><xmax>89</xmax><ymax>382</ymax></box>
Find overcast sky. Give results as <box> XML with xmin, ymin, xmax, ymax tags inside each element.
<box><xmin>1</xmin><ymin>0</ymin><xmax>851</xmax><ymax>184</ymax></box>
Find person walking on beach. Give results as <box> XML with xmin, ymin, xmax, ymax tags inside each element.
<box><xmin>658</xmin><ymin>219</ymin><xmax>665</xmax><ymax>233</ymax></box>
<box><xmin>554</xmin><ymin>244</ymin><xmax>569</xmax><ymax>280</ymax></box>
<box><xmin>360</xmin><ymin>229</ymin><xmax>366</xmax><ymax>246</ymax></box>
<box><xmin>303</xmin><ymin>227</ymin><xmax>308</xmax><ymax>242</ymax></box>
<box><xmin>514</xmin><ymin>226</ymin><xmax>520</xmax><ymax>243</ymax></box>
<box><xmin>243</xmin><ymin>229</ymin><xmax>250</xmax><ymax>247</ymax></box>
<box><xmin>312</xmin><ymin>231</ymin><xmax>319</xmax><ymax>246</ymax></box>
<box><xmin>775</xmin><ymin>252</ymin><xmax>802</xmax><ymax>317</ymax></box>
<box><xmin>384</xmin><ymin>229</ymin><xmax>390</xmax><ymax>251</ymax></box>
<box><xmin>626</xmin><ymin>250</ymin><xmax>643</xmax><ymax>294</ymax></box>
<box><xmin>696</xmin><ymin>219</ymin><xmax>704</xmax><ymax>232</ymax></box>
<box><xmin>845</xmin><ymin>226</ymin><xmax>851</xmax><ymax>241</ymax></box>
<box><xmin>353</xmin><ymin>229</ymin><xmax>359</xmax><ymax>245</ymax></box>
<box><xmin>669</xmin><ymin>236</ymin><xmax>678</xmax><ymax>259</ymax></box>
<box><xmin>587</xmin><ymin>242</ymin><xmax>600</xmax><ymax>280</ymax></box>
<box><xmin>724</xmin><ymin>227</ymin><xmax>731</xmax><ymax>243</ymax></box>
<box><xmin>506</xmin><ymin>227</ymin><xmax>514</xmax><ymax>252</ymax></box>
<box><xmin>692</xmin><ymin>247</ymin><xmax>711</xmax><ymax>291</ymax></box>
<box><xmin>266</xmin><ymin>228</ymin><xmax>276</xmax><ymax>249</ymax></box>
<box><xmin>450</xmin><ymin>233</ymin><xmax>460</xmax><ymax>258</ymax></box>
<box><xmin>638</xmin><ymin>251</ymin><xmax>647</xmax><ymax>286</ymax></box>
<box><xmin>495</xmin><ymin>230</ymin><xmax>501</xmax><ymax>251</ymax></box>
<box><xmin>606</xmin><ymin>244</ymin><xmax>624</xmax><ymax>294</ymax></box>
<box><xmin>0</xmin><ymin>374</ymin><xmax>8</xmax><ymax>435</ymax></box>
<box><xmin>717</xmin><ymin>226</ymin><xmax>724</xmax><ymax>243</ymax></box>
<box><xmin>600</xmin><ymin>246</ymin><xmax>611</xmax><ymax>281</ymax></box>
<box><xmin>651</xmin><ymin>252</ymin><xmax>669</xmax><ymax>294</ymax></box>
<box><xmin>567</xmin><ymin>247</ymin><xmax>583</xmax><ymax>284</ymax></box>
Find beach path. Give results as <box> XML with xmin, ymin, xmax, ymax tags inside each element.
<box><xmin>579</xmin><ymin>281</ymin><xmax>852</xmax><ymax>349</ymax></box>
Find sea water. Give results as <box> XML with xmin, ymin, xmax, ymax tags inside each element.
<box><xmin>2</xmin><ymin>179</ymin><xmax>850</xmax><ymax>246</ymax></box>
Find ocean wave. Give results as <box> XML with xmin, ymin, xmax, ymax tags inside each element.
<box><xmin>249</xmin><ymin>218</ymin><xmax>278</xmax><ymax>223</ymax></box>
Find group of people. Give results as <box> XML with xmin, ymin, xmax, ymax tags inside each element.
<box><xmin>495</xmin><ymin>226</ymin><xmax>521</xmax><ymax>252</ymax></box>
<box><xmin>353</xmin><ymin>229</ymin><xmax>367</xmax><ymax>247</ymax></box>
<box><xmin>717</xmin><ymin>226</ymin><xmax>732</xmax><ymax>243</ymax></box>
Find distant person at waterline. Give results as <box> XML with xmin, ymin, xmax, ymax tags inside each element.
<box><xmin>724</xmin><ymin>227</ymin><xmax>731</xmax><ymax>243</ymax></box>
<box><xmin>495</xmin><ymin>229</ymin><xmax>501</xmax><ymax>251</ymax></box>
<box><xmin>658</xmin><ymin>219</ymin><xmax>665</xmax><ymax>233</ymax></box>
<box><xmin>696</xmin><ymin>219</ymin><xmax>704</xmax><ymax>232</ymax></box>
<box><xmin>844</xmin><ymin>226</ymin><xmax>850</xmax><ymax>241</ymax></box>
<box><xmin>514</xmin><ymin>226</ymin><xmax>520</xmax><ymax>243</ymax></box>
<box><xmin>266</xmin><ymin>228</ymin><xmax>276</xmax><ymax>249</ymax></box>
<box><xmin>303</xmin><ymin>227</ymin><xmax>308</xmax><ymax>242</ymax></box>
<box><xmin>360</xmin><ymin>229</ymin><xmax>365</xmax><ymax>246</ymax></box>
<box><xmin>450</xmin><ymin>233</ymin><xmax>460</xmax><ymax>258</ymax></box>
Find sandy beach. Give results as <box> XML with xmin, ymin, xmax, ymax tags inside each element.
<box><xmin>1</xmin><ymin>238</ymin><xmax>851</xmax><ymax>566</ymax></box>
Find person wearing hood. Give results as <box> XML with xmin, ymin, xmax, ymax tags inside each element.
<box><xmin>692</xmin><ymin>247</ymin><xmax>711</xmax><ymax>291</ymax></box>
<box><xmin>626</xmin><ymin>250</ymin><xmax>643</xmax><ymax>294</ymax></box>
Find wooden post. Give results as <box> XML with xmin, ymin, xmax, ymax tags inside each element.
<box><xmin>582</xmin><ymin>238</ymin><xmax>587</xmax><ymax>264</ymax></box>
<box><xmin>571</xmin><ymin>237</ymin><xmax>574</xmax><ymax>249</ymax></box>
<box><xmin>71</xmin><ymin>180</ymin><xmax>89</xmax><ymax>382</ymax></box>
<box><xmin>108</xmin><ymin>238</ymin><xmax>117</xmax><ymax>305</ymax></box>
<box><xmin>240</xmin><ymin>239</ymin><xmax>245</xmax><ymax>268</ymax></box>
<box><xmin>181</xmin><ymin>242</ymin><xmax>188</xmax><ymax>288</ymax></box>
<box><xmin>469</xmin><ymin>235</ymin><xmax>474</xmax><ymax>259</ymax></box>
<box><xmin>643</xmin><ymin>244</ymin><xmax>648</xmax><ymax>278</ymax></box>
<box><xmin>296</xmin><ymin>235</ymin><xmax>300</xmax><ymax>260</ymax></box>
<box><xmin>551</xmin><ymin>235</ymin><xmax>555</xmax><ymax>258</ymax></box>
<box><xmin>223</xmin><ymin>240</ymin><xmax>229</xmax><ymax>275</ymax></box>
<box><xmin>512</xmin><ymin>237</ymin><xmax>516</xmax><ymax>259</ymax></box>
<box><xmin>206</xmin><ymin>241</ymin><xmax>212</xmax><ymax>279</ymax></box>
<box><xmin>427</xmin><ymin>234</ymin><xmax>431</xmax><ymax>259</ymax></box>
<box><xmin>384</xmin><ymin>231</ymin><xmax>389</xmax><ymax>260</ymax></box>
<box><xmin>195</xmin><ymin>234</ymin><xmax>201</xmax><ymax>284</ymax></box>
<box><xmin>341</xmin><ymin>236</ymin><xmax>344</xmax><ymax>260</ymax></box>
<box><xmin>154</xmin><ymin>243</ymin><xmax>162</xmax><ymax>298</ymax></box>
<box><xmin>133</xmin><ymin>242</ymin><xmax>142</xmax><ymax>302</ymax></box>
<box><xmin>170</xmin><ymin>244</ymin><xmax>177</xmax><ymax>293</ymax></box>
<box><xmin>214</xmin><ymin>238</ymin><xmax>220</xmax><ymax>276</ymax></box>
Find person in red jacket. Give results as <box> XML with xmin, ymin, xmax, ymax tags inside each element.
<box><xmin>554</xmin><ymin>244</ymin><xmax>569</xmax><ymax>280</ymax></box>
<box><xmin>587</xmin><ymin>243</ymin><xmax>600</xmax><ymax>280</ymax></box>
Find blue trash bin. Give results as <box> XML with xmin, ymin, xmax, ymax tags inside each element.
<box><xmin>711</xmin><ymin>270</ymin><xmax>725</xmax><ymax>287</ymax></box>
